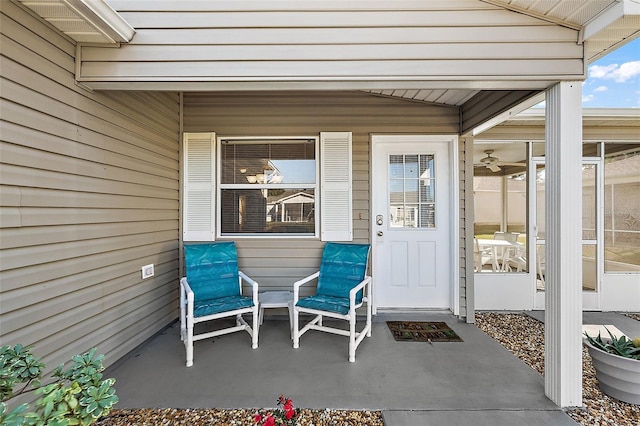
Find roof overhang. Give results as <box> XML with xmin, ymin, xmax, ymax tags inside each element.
<box><xmin>14</xmin><ymin>0</ymin><xmax>639</xmax><ymax>134</ymax></box>
<box><xmin>582</xmin><ymin>0</ymin><xmax>640</xmax><ymax>61</ymax></box>
<box><xmin>19</xmin><ymin>0</ymin><xmax>135</xmax><ymax>44</ymax></box>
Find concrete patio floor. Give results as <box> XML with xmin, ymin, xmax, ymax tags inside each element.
<box><xmin>104</xmin><ymin>312</ymin><xmax>586</xmax><ymax>425</ymax></box>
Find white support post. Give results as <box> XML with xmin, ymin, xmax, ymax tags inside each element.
<box><xmin>544</xmin><ymin>81</ymin><xmax>583</xmax><ymax>407</ymax></box>
<box><xmin>463</xmin><ymin>137</ymin><xmax>476</xmax><ymax>323</ymax></box>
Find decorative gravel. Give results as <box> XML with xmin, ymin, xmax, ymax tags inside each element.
<box><xmin>622</xmin><ymin>313</ymin><xmax>640</xmax><ymax>322</ymax></box>
<box><xmin>475</xmin><ymin>312</ymin><xmax>640</xmax><ymax>426</ymax></box>
<box><xmin>96</xmin><ymin>408</ymin><xmax>384</xmax><ymax>425</ymax></box>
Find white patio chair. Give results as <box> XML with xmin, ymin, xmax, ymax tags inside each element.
<box><xmin>494</xmin><ymin>231</ymin><xmax>521</xmax><ymax>270</ymax></box>
<box><xmin>180</xmin><ymin>241</ymin><xmax>259</xmax><ymax>367</ymax></box>
<box><xmin>505</xmin><ymin>247</ymin><xmax>527</xmax><ymax>272</ymax></box>
<box><xmin>474</xmin><ymin>238</ymin><xmax>496</xmax><ymax>271</ymax></box>
<box><xmin>536</xmin><ymin>244</ymin><xmax>546</xmax><ymax>289</ymax></box>
<box><xmin>292</xmin><ymin>242</ymin><xmax>372</xmax><ymax>362</ymax></box>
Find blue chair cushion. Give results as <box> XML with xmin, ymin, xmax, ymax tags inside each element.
<box><xmin>296</xmin><ymin>295</ymin><xmax>351</xmax><ymax>315</ymax></box>
<box><xmin>194</xmin><ymin>295</ymin><xmax>254</xmax><ymax>317</ymax></box>
<box><xmin>185</xmin><ymin>242</ymin><xmax>241</xmax><ymax>301</ymax></box>
<box><xmin>316</xmin><ymin>242</ymin><xmax>370</xmax><ymax>304</ymax></box>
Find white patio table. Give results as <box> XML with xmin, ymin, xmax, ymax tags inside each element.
<box><xmin>257</xmin><ymin>290</ymin><xmax>294</xmax><ymax>337</ymax></box>
<box><xmin>476</xmin><ymin>239</ymin><xmax>524</xmax><ymax>272</ymax></box>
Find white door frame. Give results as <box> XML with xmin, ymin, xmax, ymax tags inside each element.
<box><xmin>370</xmin><ymin>134</ymin><xmax>459</xmax><ymax>315</ymax></box>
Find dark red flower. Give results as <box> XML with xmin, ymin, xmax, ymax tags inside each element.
<box><xmin>264</xmin><ymin>415</ymin><xmax>276</xmax><ymax>426</ymax></box>
<box><xmin>285</xmin><ymin>408</ymin><xmax>295</xmax><ymax>420</ymax></box>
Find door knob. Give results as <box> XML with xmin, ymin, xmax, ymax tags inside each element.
<box><xmin>377</xmin><ymin>231</ymin><xmax>383</xmax><ymax>236</ymax></box>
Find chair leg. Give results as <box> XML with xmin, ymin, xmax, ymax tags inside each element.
<box><xmin>186</xmin><ymin>315</ymin><xmax>194</xmax><ymax>367</ymax></box>
<box><xmin>252</xmin><ymin>308</ymin><xmax>259</xmax><ymax>349</ymax></box>
<box><xmin>287</xmin><ymin>301</ymin><xmax>294</xmax><ymax>340</ymax></box>
<box><xmin>366</xmin><ymin>299</ymin><xmax>372</xmax><ymax>338</ymax></box>
<box><xmin>293</xmin><ymin>307</ymin><xmax>300</xmax><ymax>349</ymax></box>
<box><xmin>348</xmin><ymin>315</ymin><xmax>356</xmax><ymax>362</ymax></box>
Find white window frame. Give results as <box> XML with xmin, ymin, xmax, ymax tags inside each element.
<box><xmin>216</xmin><ymin>136</ymin><xmax>320</xmax><ymax>239</ymax></box>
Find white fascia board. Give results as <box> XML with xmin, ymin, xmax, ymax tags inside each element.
<box><xmin>81</xmin><ymin>79</ymin><xmax>560</xmax><ymax>92</ymax></box>
<box><xmin>516</xmin><ymin>107</ymin><xmax>640</xmax><ymax>120</ymax></box>
<box><xmin>63</xmin><ymin>0</ymin><xmax>135</xmax><ymax>43</ymax></box>
<box><xmin>583</xmin><ymin>0</ymin><xmax>640</xmax><ymax>41</ymax></box>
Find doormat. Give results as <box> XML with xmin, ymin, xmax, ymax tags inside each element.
<box><xmin>386</xmin><ymin>321</ymin><xmax>463</xmax><ymax>342</ymax></box>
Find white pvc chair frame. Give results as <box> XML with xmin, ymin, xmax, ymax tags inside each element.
<box><xmin>292</xmin><ymin>272</ymin><xmax>372</xmax><ymax>362</ymax></box>
<box><xmin>180</xmin><ymin>271</ymin><xmax>259</xmax><ymax>367</ymax></box>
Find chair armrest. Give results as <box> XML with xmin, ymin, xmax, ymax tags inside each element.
<box><xmin>239</xmin><ymin>270</ymin><xmax>259</xmax><ymax>304</ymax></box>
<box><xmin>293</xmin><ymin>271</ymin><xmax>319</xmax><ymax>304</ymax></box>
<box><xmin>180</xmin><ymin>277</ymin><xmax>195</xmax><ymax>323</ymax></box>
<box><xmin>180</xmin><ymin>277</ymin><xmax>194</xmax><ymax>303</ymax></box>
<box><xmin>349</xmin><ymin>276</ymin><xmax>372</xmax><ymax>306</ymax></box>
<box><xmin>239</xmin><ymin>270</ymin><xmax>258</xmax><ymax>288</ymax></box>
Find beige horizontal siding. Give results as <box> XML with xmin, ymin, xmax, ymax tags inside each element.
<box><xmin>109</xmin><ymin>0</ymin><xmax>494</xmax><ymax>11</ymax></box>
<box><xmin>0</xmin><ymin>0</ymin><xmax>180</xmax><ymax>375</ymax></box>
<box><xmin>77</xmin><ymin>2</ymin><xmax>582</xmax><ymax>87</ymax></box>
<box><xmin>183</xmin><ymin>90</ymin><xmax>459</xmax><ymax>287</ymax></box>
<box><xmin>117</xmin><ymin>10</ymin><xmax>543</xmax><ymax>28</ymax></box>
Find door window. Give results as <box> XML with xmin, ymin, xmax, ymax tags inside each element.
<box><xmin>388</xmin><ymin>154</ymin><xmax>435</xmax><ymax>228</ymax></box>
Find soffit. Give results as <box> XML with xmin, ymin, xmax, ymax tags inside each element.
<box><xmin>18</xmin><ymin>0</ymin><xmax>134</xmax><ymax>43</ymax></box>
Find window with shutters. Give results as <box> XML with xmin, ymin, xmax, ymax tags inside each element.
<box><xmin>218</xmin><ymin>137</ymin><xmax>318</xmax><ymax>237</ymax></box>
<box><xmin>183</xmin><ymin>132</ymin><xmax>351</xmax><ymax>242</ymax></box>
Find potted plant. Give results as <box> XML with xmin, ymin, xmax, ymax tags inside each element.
<box><xmin>583</xmin><ymin>328</ymin><xmax>640</xmax><ymax>405</ymax></box>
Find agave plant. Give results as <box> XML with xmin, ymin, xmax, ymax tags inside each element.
<box><xmin>584</xmin><ymin>327</ymin><xmax>640</xmax><ymax>360</ymax></box>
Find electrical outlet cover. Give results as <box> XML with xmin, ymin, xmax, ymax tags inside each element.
<box><xmin>141</xmin><ymin>264</ymin><xmax>154</xmax><ymax>279</ymax></box>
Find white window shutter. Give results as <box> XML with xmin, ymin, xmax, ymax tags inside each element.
<box><xmin>183</xmin><ymin>132</ymin><xmax>215</xmax><ymax>241</ymax></box>
<box><xmin>320</xmin><ymin>132</ymin><xmax>353</xmax><ymax>241</ymax></box>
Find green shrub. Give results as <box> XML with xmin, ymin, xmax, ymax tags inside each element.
<box><xmin>0</xmin><ymin>345</ymin><xmax>118</xmax><ymax>426</ymax></box>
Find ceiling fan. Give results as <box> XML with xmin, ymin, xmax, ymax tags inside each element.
<box><xmin>475</xmin><ymin>150</ymin><xmax>524</xmax><ymax>172</ymax></box>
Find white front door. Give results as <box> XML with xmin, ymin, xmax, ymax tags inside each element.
<box><xmin>372</xmin><ymin>135</ymin><xmax>454</xmax><ymax>310</ymax></box>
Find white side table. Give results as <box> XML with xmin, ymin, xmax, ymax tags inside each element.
<box><xmin>258</xmin><ymin>291</ymin><xmax>294</xmax><ymax>335</ymax></box>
